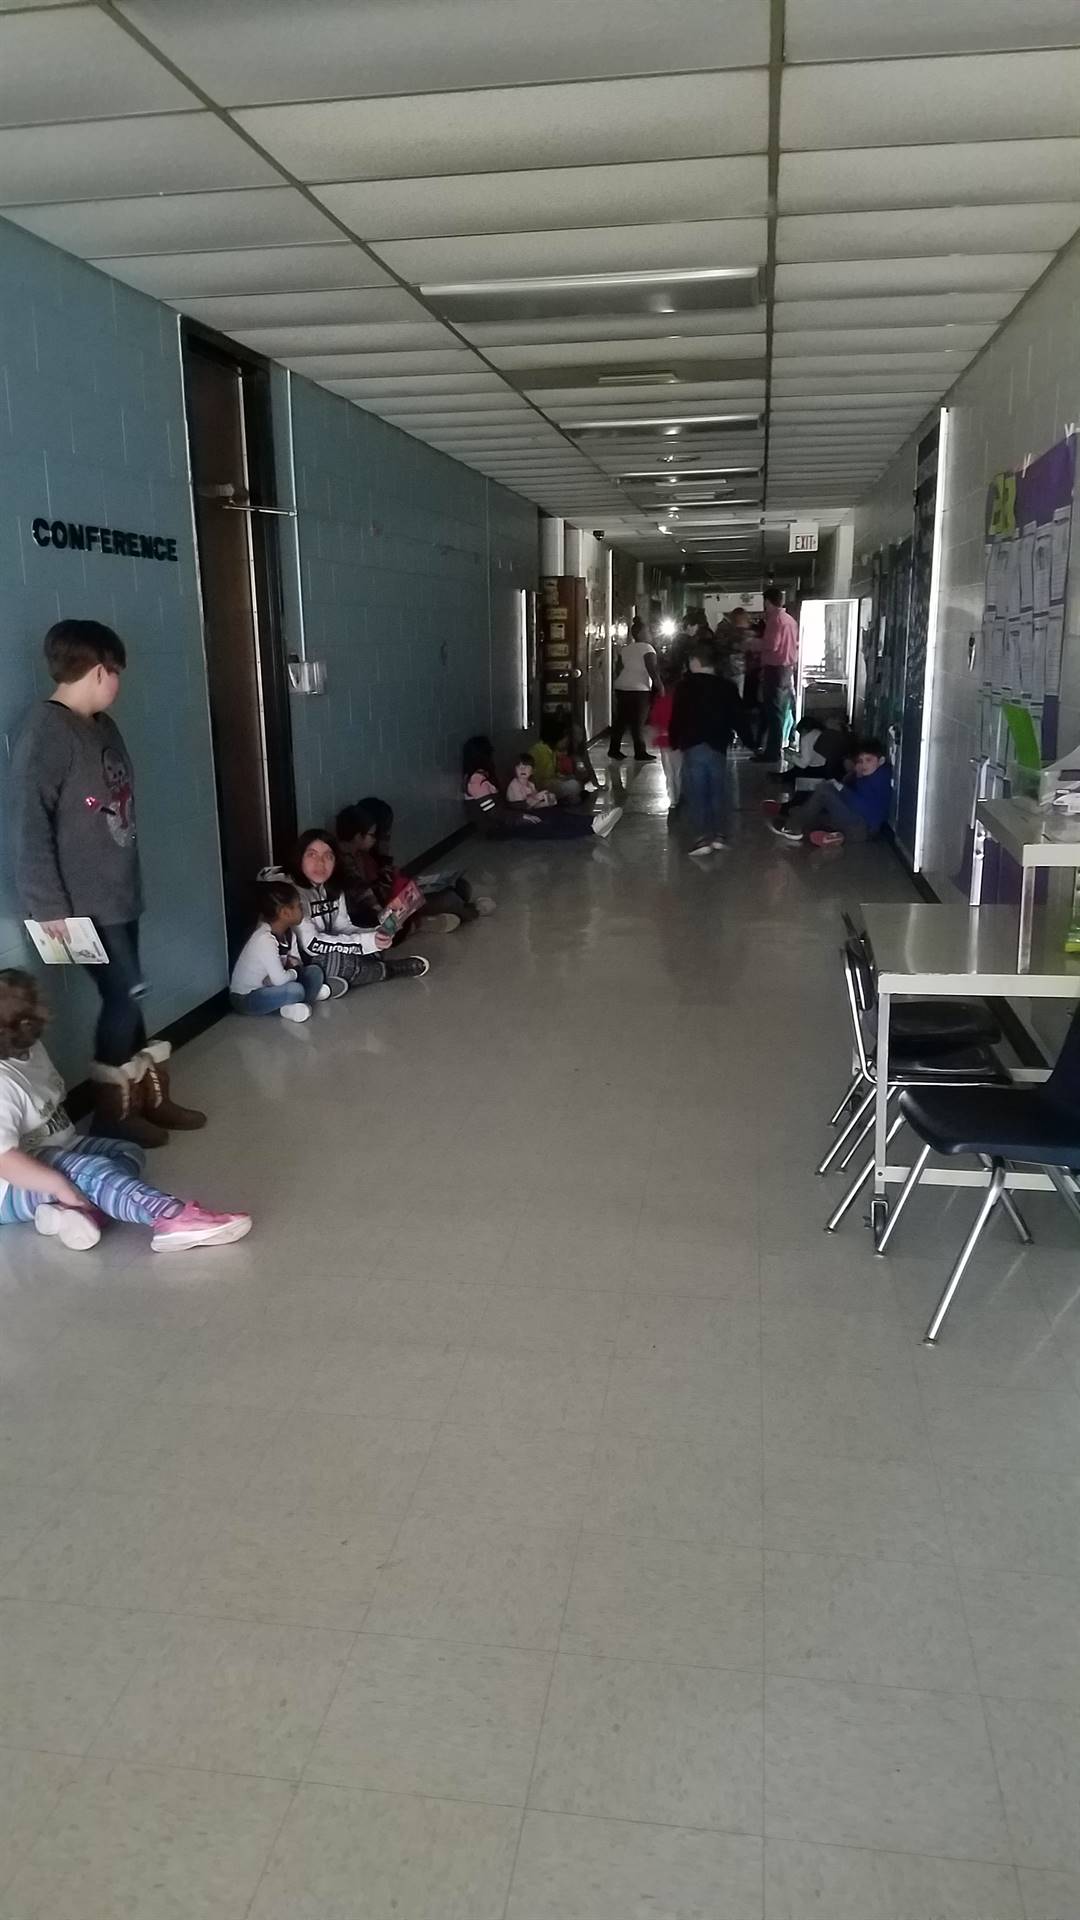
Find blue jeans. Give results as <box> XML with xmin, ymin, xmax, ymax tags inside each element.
<box><xmin>682</xmin><ymin>743</ymin><xmax>730</xmax><ymax>841</ymax></box>
<box><xmin>92</xmin><ymin>921</ymin><xmax>147</xmax><ymax>1066</ymax></box>
<box><xmin>230</xmin><ymin>965</ymin><xmax>324</xmax><ymax>1016</ymax></box>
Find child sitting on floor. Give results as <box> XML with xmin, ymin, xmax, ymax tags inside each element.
<box><xmin>771</xmin><ymin>737</ymin><xmax>892</xmax><ymax>847</ymax></box>
<box><xmin>463</xmin><ymin>737</ymin><xmax>622</xmax><ymax>840</ymax></box>
<box><xmin>271</xmin><ymin>830</ymin><xmax>429</xmax><ymax>985</ymax></box>
<box><xmin>507</xmin><ymin>753</ymin><xmax>558</xmax><ymax>809</ymax></box>
<box><xmin>530</xmin><ymin>713</ymin><xmax>593</xmax><ymax>805</ymax></box>
<box><xmin>353</xmin><ymin>796</ymin><xmax>495</xmax><ymax>932</ymax></box>
<box><xmin>0</xmin><ymin>968</ymin><xmax>250</xmax><ymax>1252</ymax></box>
<box><xmin>230</xmin><ymin>880</ymin><xmax>346</xmax><ymax>1023</ymax></box>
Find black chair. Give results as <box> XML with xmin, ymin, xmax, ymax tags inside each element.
<box><xmin>817</xmin><ymin>933</ymin><xmax>1004</xmax><ymax>1179</ymax></box>
<box><xmin>822</xmin><ymin>941</ymin><xmax>1007</xmax><ymax>1232</ymax></box>
<box><xmin>876</xmin><ymin>1003</ymin><xmax>1080</xmax><ymax>1345</ymax></box>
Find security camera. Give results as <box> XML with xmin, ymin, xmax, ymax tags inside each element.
<box><xmin>592</xmin><ymin>529</ymin><xmax>604</xmax><ymax>540</ymax></box>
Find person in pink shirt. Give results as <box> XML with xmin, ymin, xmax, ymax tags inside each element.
<box><xmin>754</xmin><ymin>586</ymin><xmax>799</xmax><ymax>765</ymax></box>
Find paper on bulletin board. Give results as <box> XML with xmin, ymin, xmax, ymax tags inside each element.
<box><xmin>1033</xmin><ymin>525</ymin><xmax>1053</xmax><ymax>614</ymax></box>
<box><xmin>1004</xmin><ymin>617</ymin><xmax>1023</xmax><ymax>689</ymax></box>
<box><xmin>1019</xmin><ymin>524</ymin><xmax>1036</xmax><ymax>611</ymax></box>
<box><xmin>1047</xmin><ymin>604</ymin><xmax>1066</xmax><ymax>691</ymax></box>
<box><xmin>1051</xmin><ymin>505</ymin><xmax>1071</xmax><ymax>603</ymax></box>
<box><xmin>1031</xmin><ymin>613</ymin><xmax>1048</xmax><ymax>704</ymax></box>
<box><xmin>1017</xmin><ymin>610</ymin><xmax>1035</xmax><ymax>694</ymax></box>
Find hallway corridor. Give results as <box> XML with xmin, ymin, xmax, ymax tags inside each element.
<box><xmin>0</xmin><ymin>778</ymin><xmax>1078</xmax><ymax>1918</ymax></box>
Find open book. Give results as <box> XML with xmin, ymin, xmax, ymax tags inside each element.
<box><xmin>24</xmin><ymin>918</ymin><xmax>109</xmax><ymax>965</ymax></box>
<box><xmin>377</xmin><ymin>879</ymin><xmax>424</xmax><ymax>938</ymax></box>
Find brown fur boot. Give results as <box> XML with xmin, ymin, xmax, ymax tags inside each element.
<box><xmin>140</xmin><ymin>1041</ymin><xmax>206</xmax><ymax>1130</ymax></box>
<box><xmin>90</xmin><ymin>1058</ymin><xmax>168</xmax><ymax>1149</ymax></box>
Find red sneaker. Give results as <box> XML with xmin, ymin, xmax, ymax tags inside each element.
<box><xmin>151</xmin><ymin>1204</ymin><xmax>252</xmax><ymax>1252</ymax></box>
<box><xmin>761</xmin><ymin>798</ymin><xmax>781</xmax><ymax>816</ymax></box>
<box><xmin>808</xmin><ymin>830</ymin><xmax>845</xmax><ymax>848</ymax></box>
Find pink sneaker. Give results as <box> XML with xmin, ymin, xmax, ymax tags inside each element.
<box><xmin>808</xmin><ymin>829</ymin><xmax>845</xmax><ymax>848</ymax></box>
<box><xmin>150</xmin><ymin>1203</ymin><xmax>252</xmax><ymax>1253</ymax></box>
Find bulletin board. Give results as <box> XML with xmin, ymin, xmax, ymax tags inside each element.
<box><xmin>978</xmin><ymin>432</ymin><xmax>1076</xmax><ymax>771</ymax></box>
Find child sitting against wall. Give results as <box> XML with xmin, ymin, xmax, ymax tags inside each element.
<box><xmin>771</xmin><ymin>738</ymin><xmax>892</xmax><ymax>847</ymax></box>
<box><xmin>464</xmin><ymin>737</ymin><xmax>622</xmax><ymax>840</ymax></box>
<box><xmin>230</xmin><ymin>880</ymin><xmax>346</xmax><ymax>1022</ymax></box>
<box><xmin>530</xmin><ymin>713</ymin><xmax>593</xmax><ymax>805</ymax></box>
<box><xmin>0</xmin><ymin>968</ymin><xmax>250</xmax><ymax>1253</ymax></box>
<box><xmin>351</xmin><ymin>796</ymin><xmax>496</xmax><ymax>932</ymax></box>
<box><xmin>266</xmin><ymin>830</ymin><xmax>430</xmax><ymax>985</ymax></box>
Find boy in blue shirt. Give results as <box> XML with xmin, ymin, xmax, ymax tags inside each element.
<box><xmin>772</xmin><ymin>738</ymin><xmax>891</xmax><ymax>847</ymax></box>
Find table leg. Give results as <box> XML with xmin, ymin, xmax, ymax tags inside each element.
<box><xmin>1018</xmin><ymin>869</ymin><xmax>1035</xmax><ymax>972</ymax></box>
<box><xmin>871</xmin><ymin>990</ymin><xmax>891</xmax><ymax>1236</ymax></box>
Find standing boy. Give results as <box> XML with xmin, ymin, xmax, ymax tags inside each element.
<box><xmin>756</xmin><ymin>586</ymin><xmax>799</xmax><ymax>765</ymax></box>
<box><xmin>11</xmin><ymin>620</ymin><xmax>205</xmax><ymax>1145</ymax></box>
<box><xmin>669</xmin><ymin>641</ymin><xmax>754</xmax><ymax>855</ymax></box>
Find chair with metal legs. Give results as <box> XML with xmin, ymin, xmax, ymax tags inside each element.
<box><xmin>818</xmin><ymin>924</ymin><xmax>1001</xmax><ymax>1178</ymax></box>
<box><xmin>817</xmin><ymin>941</ymin><xmax>1004</xmax><ymax>1186</ymax></box>
<box><xmin>872</xmin><ymin>1003</ymin><xmax>1080</xmax><ymax>1344</ymax></box>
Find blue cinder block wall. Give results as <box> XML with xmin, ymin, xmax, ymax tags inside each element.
<box><xmin>0</xmin><ymin>218</ymin><xmax>226</xmax><ymax>1085</ymax></box>
<box><xmin>0</xmin><ymin>216</ymin><xmax>539</xmax><ymax>1082</ymax></box>
<box><xmin>285</xmin><ymin>376</ymin><xmax>538</xmax><ymax>856</ymax></box>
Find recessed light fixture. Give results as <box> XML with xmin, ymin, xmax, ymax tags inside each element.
<box><xmin>596</xmin><ymin>371</ymin><xmax>678</xmax><ymax>386</ymax></box>
<box><xmin>421</xmin><ymin>267</ymin><xmax>758</xmax><ymax>297</ymax></box>
<box><xmin>568</xmin><ymin>414</ymin><xmax>759</xmax><ymax>432</ymax></box>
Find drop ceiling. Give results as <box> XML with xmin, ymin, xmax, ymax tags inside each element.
<box><xmin>1</xmin><ymin>0</ymin><xmax>1078</xmax><ymax>574</ymax></box>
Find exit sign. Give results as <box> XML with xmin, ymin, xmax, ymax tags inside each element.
<box><xmin>789</xmin><ymin>520</ymin><xmax>819</xmax><ymax>554</ymax></box>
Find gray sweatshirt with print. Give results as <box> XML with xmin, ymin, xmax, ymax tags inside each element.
<box><xmin>11</xmin><ymin>702</ymin><xmax>143</xmax><ymax>924</ymax></box>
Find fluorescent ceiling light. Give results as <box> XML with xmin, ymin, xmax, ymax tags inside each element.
<box><xmin>421</xmin><ymin>268</ymin><xmax>758</xmax><ymax>298</ymax></box>
<box><xmin>618</xmin><ymin>466</ymin><xmax>760</xmax><ymax>479</ymax></box>
<box><xmin>570</xmin><ymin>413</ymin><xmax>759</xmax><ymax>431</ymax></box>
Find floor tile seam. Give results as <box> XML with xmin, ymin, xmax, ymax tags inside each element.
<box><xmin>239</xmin><ymin>1778</ymin><xmax>301</xmax><ymax>1920</ymax></box>
<box><xmin>296</xmin><ymin>1767</ymin><xmax>541</xmax><ymax>1815</ymax></box>
<box><xmin>760</xmin><ymin>1816</ymin><xmax>1024</xmax><ymax>1872</ymax></box>
<box><xmin>909</xmin><ymin>1303</ymin><xmax>1045</xmax><ymax>1849</ymax></box>
<box><xmin>523</xmin><ymin>1796</ymin><xmax>765</xmax><ymax>1839</ymax></box>
<box><xmin>499</xmin><ymin>1429</ymin><xmax>601</xmax><ymax>1920</ymax></box>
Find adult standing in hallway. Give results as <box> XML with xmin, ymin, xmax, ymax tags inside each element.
<box><xmin>755</xmin><ymin>585</ymin><xmax>799</xmax><ymax>765</ymax></box>
<box><xmin>12</xmin><ymin>620</ymin><xmax>206</xmax><ymax>1147</ymax></box>
<box><xmin>608</xmin><ymin>616</ymin><xmax>660</xmax><ymax>761</ymax></box>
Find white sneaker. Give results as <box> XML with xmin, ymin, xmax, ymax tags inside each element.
<box><xmin>473</xmin><ymin>895</ymin><xmax>497</xmax><ymax>915</ymax></box>
<box><xmin>34</xmin><ymin>1204</ymin><xmax>101</xmax><ymax>1251</ymax></box>
<box><xmin>711</xmin><ymin>837</ymin><xmax>730</xmax><ymax>850</ymax></box>
<box><xmin>592</xmin><ymin>806</ymin><xmax>623</xmax><ymax>838</ymax></box>
<box><xmin>688</xmin><ymin>840</ymin><xmax>714</xmax><ymax>858</ymax></box>
<box><xmin>315</xmin><ymin>984</ymin><xmax>332</xmax><ymax>1002</ymax></box>
<box><xmin>280</xmin><ymin>1003</ymin><xmax>311</xmax><ymax>1023</ymax></box>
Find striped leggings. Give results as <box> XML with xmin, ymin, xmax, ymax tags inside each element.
<box><xmin>0</xmin><ymin>1136</ymin><xmax>183</xmax><ymax>1228</ymax></box>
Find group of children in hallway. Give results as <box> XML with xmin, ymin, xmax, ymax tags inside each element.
<box><xmin>3</xmin><ymin>606</ymin><xmax>891</xmax><ymax>1265</ymax></box>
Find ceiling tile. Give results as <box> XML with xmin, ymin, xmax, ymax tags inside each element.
<box><xmin>773</xmin><ymin>292</ymin><xmax>1018</xmax><ymax>328</ymax></box>
<box><xmin>227</xmin><ymin>322</ymin><xmax>456</xmax><ymax>357</ymax></box>
<box><xmin>276</xmin><ymin>348</ymin><xmax>482</xmax><ymax>379</ymax></box>
<box><xmin>774</xmin><ymin>324</ymin><xmax>995</xmax><ymax>355</ymax></box>
<box><xmin>775</xmin><ymin>256</ymin><xmax>1050</xmax><ymax>298</ymax></box>
<box><xmin>779</xmin><ymin>140</ymin><xmax>1080</xmax><ymax>215</ymax></box>
<box><xmin>118</xmin><ymin>0</ymin><xmax>769</xmax><ymax>102</ymax></box>
<box><xmin>488</xmin><ymin>333</ymin><xmax>766</xmax><ymax>369</ymax></box>
<box><xmin>377</xmin><ymin>219</ymin><xmax>768</xmax><ymax>284</ymax></box>
<box><xmin>463</xmin><ymin>310</ymin><xmax>767</xmax><ymax>345</ymax></box>
<box><xmin>8</xmin><ymin>188</ymin><xmax>341</xmax><ymax>259</ymax></box>
<box><xmin>236</xmin><ymin>71</ymin><xmax>769</xmax><ymax>181</ymax></box>
<box><xmin>358</xmin><ymin>393</ymin><xmax>528</xmax><ymax>415</ymax></box>
<box><xmin>177</xmin><ymin>288</ymin><xmax>427</xmax><ymax>328</ymax></box>
<box><xmin>305</xmin><ymin>373</ymin><xmax>508</xmax><ymax>398</ymax></box>
<box><xmin>782</xmin><ymin>51</ymin><xmax>1080</xmax><ymax>149</ymax></box>
<box><xmin>0</xmin><ymin>7</ymin><xmax>196</xmax><ymax>126</ymax></box>
<box><xmin>94</xmin><ymin>244</ymin><xmax>392</xmax><ymax>298</ymax></box>
<box><xmin>778</xmin><ymin>205</ymin><xmax>1080</xmax><ymax>262</ymax></box>
<box><xmin>786</xmin><ymin>0</ymin><xmax>1080</xmax><ymax>61</ymax></box>
<box><xmin>316</xmin><ymin>157</ymin><xmax>768</xmax><ymax>241</ymax></box>
<box><xmin>0</xmin><ymin>113</ymin><xmax>277</xmax><ymax>205</ymax></box>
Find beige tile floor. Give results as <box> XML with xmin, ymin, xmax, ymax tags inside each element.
<box><xmin>0</xmin><ymin>762</ymin><xmax>1078</xmax><ymax>1917</ymax></box>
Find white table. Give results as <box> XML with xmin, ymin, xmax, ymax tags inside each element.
<box><xmin>862</xmin><ymin>902</ymin><xmax>1080</xmax><ymax>1235</ymax></box>
<box><xmin>973</xmin><ymin>797</ymin><xmax>1080</xmax><ymax>968</ymax></box>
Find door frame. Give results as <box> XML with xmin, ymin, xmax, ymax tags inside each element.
<box><xmin>181</xmin><ymin>322</ymin><xmax>296</xmax><ymax>864</ymax></box>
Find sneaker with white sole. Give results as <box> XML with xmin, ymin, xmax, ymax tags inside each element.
<box><xmin>592</xmin><ymin>807</ymin><xmax>623</xmax><ymax>838</ymax></box>
<box><xmin>420</xmin><ymin>912</ymin><xmax>461</xmax><ymax>934</ymax></box>
<box><xmin>473</xmin><ymin>895</ymin><xmax>497</xmax><ymax>915</ymax></box>
<box><xmin>688</xmin><ymin>840</ymin><xmax>714</xmax><ymax>858</ymax></box>
<box><xmin>324</xmin><ymin>977</ymin><xmax>349</xmax><ymax>1000</ymax></box>
<box><xmin>34</xmin><ymin>1203</ymin><xmax>101</xmax><ymax>1251</ymax></box>
<box><xmin>280</xmin><ymin>1002</ymin><xmax>311</xmax><ymax>1023</ymax></box>
<box><xmin>315</xmin><ymin>984</ymin><xmax>332</xmax><ymax>1002</ymax></box>
<box><xmin>711</xmin><ymin>837</ymin><xmax>730</xmax><ymax>851</ymax></box>
<box><xmin>151</xmin><ymin>1204</ymin><xmax>253</xmax><ymax>1252</ymax></box>
<box><xmin>385</xmin><ymin>954</ymin><xmax>430</xmax><ymax>979</ymax></box>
